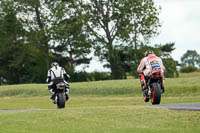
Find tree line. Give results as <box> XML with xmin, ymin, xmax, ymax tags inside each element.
<box><xmin>0</xmin><ymin>0</ymin><xmax>191</xmax><ymax>84</ymax></box>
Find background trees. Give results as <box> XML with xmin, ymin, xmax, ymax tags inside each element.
<box><xmin>81</xmin><ymin>0</ymin><xmax>161</xmax><ymax>79</ymax></box>
<box><xmin>181</xmin><ymin>50</ymin><xmax>200</xmax><ymax>67</ymax></box>
<box><xmin>180</xmin><ymin>50</ymin><xmax>200</xmax><ymax>73</ymax></box>
<box><xmin>0</xmin><ymin>0</ymin><xmax>93</xmax><ymax>84</ymax></box>
<box><xmin>113</xmin><ymin>42</ymin><xmax>178</xmax><ymax>78</ymax></box>
<box><xmin>49</xmin><ymin>0</ymin><xmax>92</xmax><ymax>74</ymax></box>
<box><xmin>0</xmin><ymin>0</ymin><xmax>182</xmax><ymax>84</ymax></box>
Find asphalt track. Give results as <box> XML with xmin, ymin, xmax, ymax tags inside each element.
<box><xmin>1</xmin><ymin>103</ymin><xmax>200</xmax><ymax>112</ymax></box>
<box><xmin>0</xmin><ymin>109</ymin><xmax>44</xmax><ymax>113</ymax></box>
<box><xmin>145</xmin><ymin>102</ymin><xmax>200</xmax><ymax>111</ymax></box>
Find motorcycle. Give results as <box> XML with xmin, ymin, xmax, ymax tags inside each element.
<box><xmin>143</xmin><ymin>70</ymin><xmax>163</xmax><ymax>105</ymax></box>
<box><xmin>54</xmin><ymin>82</ymin><xmax>69</xmax><ymax>109</ymax></box>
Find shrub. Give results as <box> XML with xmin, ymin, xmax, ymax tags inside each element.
<box><xmin>90</xmin><ymin>72</ymin><xmax>111</xmax><ymax>81</ymax></box>
<box><xmin>69</xmin><ymin>71</ymin><xmax>111</xmax><ymax>82</ymax></box>
<box><xmin>180</xmin><ymin>66</ymin><xmax>198</xmax><ymax>73</ymax></box>
<box><xmin>69</xmin><ymin>71</ymin><xmax>91</xmax><ymax>82</ymax></box>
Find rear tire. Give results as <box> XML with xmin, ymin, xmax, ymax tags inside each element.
<box><xmin>151</xmin><ymin>83</ymin><xmax>161</xmax><ymax>105</ymax></box>
<box><xmin>57</xmin><ymin>93</ymin><xmax>66</xmax><ymax>109</ymax></box>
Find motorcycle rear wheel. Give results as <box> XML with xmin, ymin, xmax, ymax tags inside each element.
<box><xmin>151</xmin><ymin>83</ymin><xmax>161</xmax><ymax>105</ymax></box>
<box><xmin>57</xmin><ymin>93</ymin><xmax>66</xmax><ymax>109</ymax></box>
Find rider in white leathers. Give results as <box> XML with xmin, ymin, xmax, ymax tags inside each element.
<box><xmin>47</xmin><ymin>62</ymin><xmax>70</xmax><ymax>102</ymax></box>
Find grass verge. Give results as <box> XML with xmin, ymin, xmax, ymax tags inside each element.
<box><xmin>0</xmin><ymin>77</ymin><xmax>200</xmax><ymax>97</ymax></box>
<box><xmin>0</xmin><ymin>96</ymin><xmax>200</xmax><ymax>133</ymax></box>
<box><xmin>0</xmin><ymin>76</ymin><xmax>200</xmax><ymax>133</ymax></box>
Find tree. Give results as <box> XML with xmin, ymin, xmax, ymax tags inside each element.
<box><xmin>15</xmin><ymin>0</ymin><xmax>92</xmax><ymax>72</ymax></box>
<box><xmin>159</xmin><ymin>43</ymin><xmax>178</xmax><ymax>77</ymax></box>
<box><xmin>0</xmin><ymin>0</ymin><xmax>92</xmax><ymax>84</ymax></box>
<box><xmin>81</xmin><ymin>0</ymin><xmax>160</xmax><ymax>79</ymax></box>
<box><xmin>0</xmin><ymin>1</ymin><xmax>46</xmax><ymax>84</ymax></box>
<box><xmin>162</xmin><ymin>58</ymin><xmax>178</xmax><ymax>77</ymax></box>
<box><xmin>180</xmin><ymin>66</ymin><xmax>198</xmax><ymax>73</ymax></box>
<box><xmin>0</xmin><ymin>1</ymin><xmax>25</xmax><ymax>84</ymax></box>
<box><xmin>181</xmin><ymin>50</ymin><xmax>200</xmax><ymax>68</ymax></box>
<box><xmin>49</xmin><ymin>1</ymin><xmax>92</xmax><ymax>73</ymax></box>
<box><xmin>113</xmin><ymin>42</ymin><xmax>178</xmax><ymax>78</ymax></box>
<box><xmin>153</xmin><ymin>42</ymin><xmax>178</xmax><ymax>77</ymax></box>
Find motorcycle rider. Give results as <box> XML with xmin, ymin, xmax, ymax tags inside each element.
<box><xmin>137</xmin><ymin>50</ymin><xmax>165</xmax><ymax>93</ymax></box>
<box><xmin>47</xmin><ymin>62</ymin><xmax>70</xmax><ymax>103</ymax></box>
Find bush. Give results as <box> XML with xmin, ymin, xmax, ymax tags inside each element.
<box><xmin>180</xmin><ymin>66</ymin><xmax>198</xmax><ymax>73</ymax></box>
<box><xmin>69</xmin><ymin>71</ymin><xmax>91</xmax><ymax>82</ymax></box>
<box><xmin>90</xmin><ymin>72</ymin><xmax>111</xmax><ymax>81</ymax></box>
<box><xmin>69</xmin><ymin>71</ymin><xmax>111</xmax><ymax>82</ymax></box>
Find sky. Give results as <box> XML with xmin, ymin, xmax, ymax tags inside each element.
<box><xmin>76</xmin><ymin>0</ymin><xmax>200</xmax><ymax>72</ymax></box>
<box><xmin>153</xmin><ymin>0</ymin><xmax>200</xmax><ymax>61</ymax></box>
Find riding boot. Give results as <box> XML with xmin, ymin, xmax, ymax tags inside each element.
<box><xmin>141</xmin><ymin>78</ymin><xmax>147</xmax><ymax>90</ymax></box>
<box><xmin>49</xmin><ymin>89</ymin><xmax>56</xmax><ymax>101</ymax></box>
<box><xmin>161</xmin><ymin>80</ymin><xmax>165</xmax><ymax>93</ymax></box>
<box><xmin>65</xmin><ymin>88</ymin><xmax>70</xmax><ymax>101</ymax></box>
<box><xmin>161</xmin><ymin>85</ymin><xmax>165</xmax><ymax>93</ymax></box>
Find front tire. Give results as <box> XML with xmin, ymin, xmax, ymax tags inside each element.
<box><xmin>151</xmin><ymin>83</ymin><xmax>161</xmax><ymax>105</ymax></box>
<box><xmin>144</xmin><ymin>95</ymin><xmax>150</xmax><ymax>102</ymax></box>
<box><xmin>57</xmin><ymin>93</ymin><xmax>66</xmax><ymax>109</ymax></box>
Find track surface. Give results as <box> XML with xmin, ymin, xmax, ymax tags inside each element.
<box><xmin>145</xmin><ymin>102</ymin><xmax>200</xmax><ymax>111</ymax></box>
<box><xmin>1</xmin><ymin>103</ymin><xmax>200</xmax><ymax>112</ymax></box>
<box><xmin>0</xmin><ymin>109</ymin><xmax>44</xmax><ymax>112</ymax></box>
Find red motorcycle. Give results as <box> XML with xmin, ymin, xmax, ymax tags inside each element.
<box><xmin>143</xmin><ymin>69</ymin><xmax>163</xmax><ymax>105</ymax></box>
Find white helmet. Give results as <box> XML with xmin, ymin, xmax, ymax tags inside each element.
<box><xmin>51</xmin><ymin>62</ymin><xmax>59</xmax><ymax>67</ymax></box>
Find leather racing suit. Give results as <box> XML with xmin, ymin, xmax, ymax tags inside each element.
<box><xmin>137</xmin><ymin>54</ymin><xmax>165</xmax><ymax>92</ymax></box>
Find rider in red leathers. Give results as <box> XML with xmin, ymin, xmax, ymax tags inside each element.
<box><xmin>137</xmin><ymin>50</ymin><xmax>166</xmax><ymax>93</ymax></box>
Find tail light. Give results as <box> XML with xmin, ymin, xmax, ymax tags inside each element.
<box><xmin>155</xmin><ymin>72</ymin><xmax>160</xmax><ymax>75</ymax></box>
<box><xmin>60</xmin><ymin>83</ymin><xmax>65</xmax><ymax>87</ymax></box>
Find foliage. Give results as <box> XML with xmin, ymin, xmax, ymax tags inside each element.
<box><xmin>114</xmin><ymin>43</ymin><xmax>178</xmax><ymax>78</ymax></box>
<box><xmin>163</xmin><ymin>58</ymin><xmax>179</xmax><ymax>77</ymax></box>
<box><xmin>0</xmin><ymin>2</ymin><xmax>47</xmax><ymax>84</ymax></box>
<box><xmin>0</xmin><ymin>0</ymin><xmax>180</xmax><ymax>84</ymax></box>
<box><xmin>180</xmin><ymin>66</ymin><xmax>198</xmax><ymax>73</ymax></box>
<box><xmin>90</xmin><ymin>71</ymin><xmax>111</xmax><ymax>81</ymax></box>
<box><xmin>81</xmin><ymin>0</ymin><xmax>161</xmax><ymax>79</ymax></box>
<box><xmin>181</xmin><ymin>50</ymin><xmax>200</xmax><ymax>67</ymax></box>
<box><xmin>0</xmin><ymin>0</ymin><xmax>93</xmax><ymax>84</ymax></box>
<box><xmin>49</xmin><ymin>0</ymin><xmax>92</xmax><ymax>71</ymax></box>
<box><xmin>69</xmin><ymin>71</ymin><xmax>111</xmax><ymax>82</ymax></box>
<box><xmin>69</xmin><ymin>71</ymin><xmax>91</xmax><ymax>82</ymax></box>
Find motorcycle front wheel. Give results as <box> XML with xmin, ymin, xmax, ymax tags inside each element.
<box><xmin>144</xmin><ymin>95</ymin><xmax>150</xmax><ymax>102</ymax></box>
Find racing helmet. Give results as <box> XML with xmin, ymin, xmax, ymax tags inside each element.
<box><xmin>51</xmin><ymin>62</ymin><xmax>59</xmax><ymax>67</ymax></box>
<box><xmin>144</xmin><ymin>50</ymin><xmax>154</xmax><ymax>56</ymax></box>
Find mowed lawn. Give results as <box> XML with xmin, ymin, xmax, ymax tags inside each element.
<box><xmin>0</xmin><ymin>77</ymin><xmax>200</xmax><ymax>133</ymax></box>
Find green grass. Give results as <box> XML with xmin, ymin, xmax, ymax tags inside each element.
<box><xmin>0</xmin><ymin>84</ymin><xmax>48</xmax><ymax>97</ymax></box>
<box><xmin>0</xmin><ymin>77</ymin><xmax>200</xmax><ymax>133</ymax></box>
<box><xmin>179</xmin><ymin>72</ymin><xmax>200</xmax><ymax>78</ymax></box>
<box><xmin>0</xmin><ymin>77</ymin><xmax>200</xmax><ymax>97</ymax></box>
<box><xmin>0</xmin><ymin>96</ymin><xmax>200</xmax><ymax>133</ymax></box>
